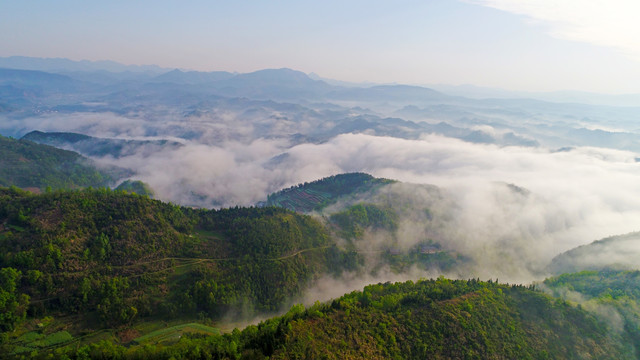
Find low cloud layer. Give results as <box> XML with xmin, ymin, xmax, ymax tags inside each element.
<box><xmin>89</xmin><ymin>132</ymin><xmax>640</xmax><ymax>282</ymax></box>
<box><xmin>6</xmin><ymin>109</ymin><xmax>640</xmax><ymax>283</ymax></box>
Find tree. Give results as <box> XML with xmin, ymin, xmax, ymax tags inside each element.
<box><xmin>0</xmin><ymin>267</ymin><xmax>30</xmax><ymax>331</ymax></box>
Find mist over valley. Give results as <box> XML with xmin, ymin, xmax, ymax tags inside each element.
<box><xmin>3</xmin><ymin>55</ymin><xmax>640</xmax><ymax>358</ymax></box>
<box><xmin>7</xmin><ymin>0</ymin><xmax>640</xmax><ymax>356</ymax></box>
<box><xmin>3</xmin><ymin>59</ymin><xmax>640</xmax><ymax>279</ymax></box>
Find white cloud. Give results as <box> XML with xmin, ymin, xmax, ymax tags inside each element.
<box><xmin>95</xmin><ymin>132</ymin><xmax>640</xmax><ymax>281</ymax></box>
<box><xmin>469</xmin><ymin>0</ymin><xmax>640</xmax><ymax>60</ymax></box>
<box><xmin>10</xmin><ymin>108</ymin><xmax>640</xmax><ymax>281</ymax></box>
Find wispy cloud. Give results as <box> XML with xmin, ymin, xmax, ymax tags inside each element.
<box><xmin>469</xmin><ymin>0</ymin><xmax>640</xmax><ymax>60</ymax></box>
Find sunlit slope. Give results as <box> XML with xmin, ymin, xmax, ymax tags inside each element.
<box><xmin>0</xmin><ymin>188</ymin><xmax>352</xmax><ymax>336</ymax></box>
<box><xmin>263</xmin><ymin>279</ymin><xmax>632</xmax><ymax>359</ymax></box>
<box><xmin>51</xmin><ymin>278</ymin><xmax>634</xmax><ymax>359</ymax></box>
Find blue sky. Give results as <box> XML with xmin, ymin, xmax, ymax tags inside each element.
<box><xmin>2</xmin><ymin>0</ymin><xmax>640</xmax><ymax>93</ymax></box>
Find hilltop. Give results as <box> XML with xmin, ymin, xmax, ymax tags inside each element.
<box><xmin>266</xmin><ymin>173</ymin><xmax>464</xmax><ymax>274</ymax></box>
<box><xmin>549</xmin><ymin>232</ymin><xmax>640</xmax><ymax>274</ymax></box>
<box><xmin>114</xmin><ymin>179</ymin><xmax>155</xmax><ymax>197</ymax></box>
<box><xmin>264</xmin><ymin>172</ymin><xmax>396</xmax><ymax>212</ymax></box>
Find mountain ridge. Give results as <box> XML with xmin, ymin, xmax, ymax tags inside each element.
<box><xmin>0</xmin><ymin>134</ymin><xmax>124</xmax><ymax>191</ymax></box>
<box><xmin>549</xmin><ymin>231</ymin><xmax>640</xmax><ymax>274</ymax></box>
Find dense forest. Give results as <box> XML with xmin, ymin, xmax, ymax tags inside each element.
<box><xmin>327</xmin><ymin>201</ymin><xmax>461</xmax><ymax>273</ymax></box>
<box><xmin>543</xmin><ymin>269</ymin><xmax>640</xmax><ymax>356</ymax></box>
<box><xmin>267</xmin><ymin>174</ymin><xmax>460</xmax><ymax>274</ymax></box>
<box><xmin>264</xmin><ymin>173</ymin><xmax>395</xmax><ymax>212</ymax></box>
<box><xmin>2</xmin><ymin>171</ymin><xmax>640</xmax><ymax>358</ymax></box>
<box><xmin>0</xmin><ymin>187</ymin><xmax>356</xmax><ymax>356</ymax></box>
<box><xmin>19</xmin><ymin>278</ymin><xmax>635</xmax><ymax>359</ymax></box>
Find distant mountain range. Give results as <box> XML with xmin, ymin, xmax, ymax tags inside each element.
<box><xmin>4</xmin><ymin>56</ymin><xmax>640</xmax><ymax>106</ymax></box>
<box><xmin>0</xmin><ymin>68</ymin><xmax>543</xmax><ymax>148</ymax></box>
<box><xmin>4</xmin><ymin>56</ymin><xmax>640</xmax><ymax>359</ymax></box>
<box><xmin>3</xmin><ymin>58</ymin><xmax>639</xmax><ymax>153</ymax></box>
<box><xmin>0</xmin><ymin>56</ymin><xmax>167</xmax><ymax>74</ymax></box>
<box><xmin>429</xmin><ymin>83</ymin><xmax>640</xmax><ymax>107</ymax></box>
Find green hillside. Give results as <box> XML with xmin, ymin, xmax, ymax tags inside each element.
<box><xmin>549</xmin><ymin>232</ymin><xmax>640</xmax><ymax>274</ymax></box>
<box><xmin>114</xmin><ymin>180</ymin><xmax>155</xmax><ymax>197</ymax></box>
<box><xmin>265</xmin><ymin>172</ymin><xmax>395</xmax><ymax>212</ymax></box>
<box><xmin>44</xmin><ymin>278</ymin><xmax>634</xmax><ymax>359</ymax></box>
<box><xmin>2</xmin><ymin>182</ymin><xmax>639</xmax><ymax>359</ymax></box>
<box><xmin>21</xmin><ymin>130</ymin><xmax>183</xmax><ymax>159</ymax></box>
<box><xmin>265</xmin><ymin>174</ymin><xmax>461</xmax><ymax>273</ymax></box>
<box><xmin>0</xmin><ymin>188</ymin><xmax>354</xmax><ymax>355</ymax></box>
<box><xmin>0</xmin><ymin>134</ymin><xmax>121</xmax><ymax>191</ymax></box>
<box><xmin>327</xmin><ymin>196</ymin><xmax>462</xmax><ymax>273</ymax></box>
<box><xmin>544</xmin><ymin>269</ymin><xmax>640</xmax><ymax>356</ymax></box>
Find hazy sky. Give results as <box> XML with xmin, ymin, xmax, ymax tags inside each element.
<box><xmin>2</xmin><ymin>0</ymin><xmax>640</xmax><ymax>93</ymax></box>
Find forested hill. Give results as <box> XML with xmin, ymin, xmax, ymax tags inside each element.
<box><xmin>114</xmin><ymin>179</ymin><xmax>155</xmax><ymax>197</ymax></box>
<box><xmin>2</xmin><ymin>188</ymin><xmax>639</xmax><ymax>358</ymax></box>
<box><xmin>0</xmin><ymin>187</ymin><xmax>354</xmax><ymax>355</ymax></box>
<box><xmin>0</xmin><ymin>134</ymin><xmax>122</xmax><ymax>191</ymax></box>
<box><xmin>264</xmin><ymin>172</ymin><xmax>395</xmax><ymax>212</ymax></box>
<box><xmin>544</xmin><ymin>269</ymin><xmax>640</xmax><ymax>356</ymax></box>
<box><xmin>549</xmin><ymin>232</ymin><xmax>640</xmax><ymax>274</ymax></box>
<box><xmin>49</xmin><ymin>278</ymin><xmax>634</xmax><ymax>359</ymax></box>
<box><xmin>21</xmin><ymin>130</ymin><xmax>183</xmax><ymax>159</ymax></box>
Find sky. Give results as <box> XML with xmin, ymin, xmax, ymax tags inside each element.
<box><xmin>2</xmin><ymin>0</ymin><xmax>640</xmax><ymax>93</ymax></box>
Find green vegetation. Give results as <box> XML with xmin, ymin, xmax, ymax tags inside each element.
<box><xmin>330</xmin><ymin>202</ymin><xmax>399</xmax><ymax>240</ymax></box>
<box><xmin>1</xmin><ymin>177</ymin><xmax>639</xmax><ymax>358</ymax></box>
<box><xmin>37</xmin><ymin>278</ymin><xmax>634</xmax><ymax>359</ymax></box>
<box><xmin>114</xmin><ymin>180</ymin><xmax>155</xmax><ymax>197</ymax></box>
<box><xmin>0</xmin><ymin>187</ymin><xmax>356</xmax><ymax>355</ymax></box>
<box><xmin>183</xmin><ymin>206</ymin><xmax>343</xmax><ymax>315</ymax></box>
<box><xmin>0</xmin><ymin>267</ymin><xmax>29</xmax><ymax>331</ymax></box>
<box><xmin>329</xmin><ymin>202</ymin><xmax>462</xmax><ymax>273</ymax></box>
<box><xmin>380</xmin><ymin>242</ymin><xmax>463</xmax><ymax>274</ymax></box>
<box><xmin>265</xmin><ymin>172</ymin><xmax>395</xmax><ymax>212</ymax></box>
<box><xmin>11</xmin><ymin>330</ymin><xmax>73</xmax><ymax>355</ymax></box>
<box><xmin>0</xmin><ymin>134</ymin><xmax>123</xmax><ymax>191</ymax></box>
<box><xmin>544</xmin><ymin>269</ymin><xmax>640</xmax><ymax>356</ymax></box>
